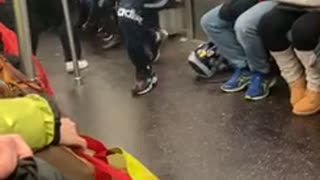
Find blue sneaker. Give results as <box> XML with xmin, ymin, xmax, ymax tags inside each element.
<box><xmin>221</xmin><ymin>68</ymin><xmax>250</xmax><ymax>93</ymax></box>
<box><xmin>245</xmin><ymin>72</ymin><xmax>276</xmax><ymax>101</ymax></box>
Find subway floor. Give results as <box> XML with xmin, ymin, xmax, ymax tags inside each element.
<box><xmin>38</xmin><ymin>34</ymin><xmax>320</xmax><ymax>180</ymax></box>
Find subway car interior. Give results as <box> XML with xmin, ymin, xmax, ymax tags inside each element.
<box><xmin>2</xmin><ymin>0</ymin><xmax>320</xmax><ymax>179</ymax></box>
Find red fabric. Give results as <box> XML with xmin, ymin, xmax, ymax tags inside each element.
<box><xmin>0</xmin><ymin>23</ymin><xmax>54</xmax><ymax>96</ymax></box>
<box><xmin>74</xmin><ymin>135</ymin><xmax>132</xmax><ymax>180</ymax></box>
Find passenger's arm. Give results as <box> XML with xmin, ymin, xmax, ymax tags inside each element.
<box><xmin>0</xmin><ymin>135</ymin><xmax>33</xmax><ymax>179</ymax></box>
<box><xmin>0</xmin><ymin>95</ymin><xmax>62</xmax><ymax>151</ymax></box>
<box><xmin>0</xmin><ymin>94</ymin><xmax>86</xmax><ymax>151</ymax></box>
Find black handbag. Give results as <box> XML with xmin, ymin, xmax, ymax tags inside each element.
<box><xmin>219</xmin><ymin>0</ymin><xmax>260</xmax><ymax>22</ymax></box>
<box><xmin>8</xmin><ymin>157</ymin><xmax>38</xmax><ymax>180</ymax></box>
<box><xmin>8</xmin><ymin>157</ymin><xmax>67</xmax><ymax>180</ymax></box>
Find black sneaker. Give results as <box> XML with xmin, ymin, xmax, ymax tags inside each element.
<box><xmin>150</xmin><ymin>29</ymin><xmax>168</xmax><ymax>63</ymax></box>
<box><xmin>102</xmin><ymin>35</ymin><xmax>121</xmax><ymax>50</ymax></box>
<box><xmin>132</xmin><ymin>68</ymin><xmax>158</xmax><ymax>96</ymax></box>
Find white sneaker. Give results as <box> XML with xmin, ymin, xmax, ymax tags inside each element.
<box><xmin>65</xmin><ymin>60</ymin><xmax>89</xmax><ymax>73</ymax></box>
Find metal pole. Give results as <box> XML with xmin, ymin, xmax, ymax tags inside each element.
<box><xmin>61</xmin><ymin>0</ymin><xmax>82</xmax><ymax>85</ymax></box>
<box><xmin>184</xmin><ymin>0</ymin><xmax>194</xmax><ymax>39</ymax></box>
<box><xmin>13</xmin><ymin>0</ymin><xmax>35</xmax><ymax>80</ymax></box>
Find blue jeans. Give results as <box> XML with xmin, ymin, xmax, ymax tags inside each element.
<box><xmin>201</xmin><ymin>1</ymin><xmax>277</xmax><ymax>73</ymax></box>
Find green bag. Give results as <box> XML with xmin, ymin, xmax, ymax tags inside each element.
<box><xmin>0</xmin><ymin>94</ymin><xmax>56</xmax><ymax>151</ymax></box>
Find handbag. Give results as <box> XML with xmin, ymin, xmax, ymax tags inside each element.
<box><xmin>77</xmin><ymin>135</ymin><xmax>159</xmax><ymax>180</ymax></box>
<box><xmin>0</xmin><ymin>23</ymin><xmax>54</xmax><ymax>96</ymax></box>
<box><xmin>0</xmin><ymin>55</ymin><xmax>44</xmax><ymax>97</ymax></box>
<box><xmin>36</xmin><ymin>135</ymin><xmax>159</xmax><ymax>180</ymax></box>
<box><xmin>275</xmin><ymin>0</ymin><xmax>320</xmax><ymax>7</ymax></box>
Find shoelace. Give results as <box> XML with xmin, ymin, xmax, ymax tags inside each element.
<box><xmin>249</xmin><ymin>73</ymin><xmax>263</xmax><ymax>91</ymax></box>
<box><xmin>228</xmin><ymin>69</ymin><xmax>244</xmax><ymax>83</ymax></box>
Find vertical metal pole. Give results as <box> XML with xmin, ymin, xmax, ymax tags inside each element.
<box><xmin>13</xmin><ymin>0</ymin><xmax>35</xmax><ymax>80</ymax></box>
<box><xmin>184</xmin><ymin>0</ymin><xmax>194</xmax><ymax>39</ymax></box>
<box><xmin>61</xmin><ymin>0</ymin><xmax>82</xmax><ymax>85</ymax></box>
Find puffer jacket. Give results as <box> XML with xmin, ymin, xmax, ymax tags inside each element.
<box><xmin>0</xmin><ymin>94</ymin><xmax>61</xmax><ymax>151</ymax></box>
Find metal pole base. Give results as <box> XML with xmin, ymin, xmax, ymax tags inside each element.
<box><xmin>74</xmin><ymin>76</ymin><xmax>83</xmax><ymax>86</ymax></box>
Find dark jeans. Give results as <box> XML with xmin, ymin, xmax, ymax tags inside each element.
<box><xmin>118</xmin><ymin>0</ymin><xmax>159</xmax><ymax>73</ymax></box>
<box><xmin>258</xmin><ymin>6</ymin><xmax>320</xmax><ymax>51</ymax></box>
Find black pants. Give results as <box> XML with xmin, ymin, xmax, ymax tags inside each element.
<box><xmin>28</xmin><ymin>0</ymin><xmax>82</xmax><ymax>62</ymax></box>
<box><xmin>118</xmin><ymin>0</ymin><xmax>159</xmax><ymax>73</ymax></box>
<box><xmin>98</xmin><ymin>0</ymin><xmax>119</xmax><ymax>35</ymax></box>
<box><xmin>258</xmin><ymin>6</ymin><xmax>320</xmax><ymax>52</ymax></box>
<box><xmin>30</xmin><ymin>23</ymin><xmax>82</xmax><ymax>62</ymax></box>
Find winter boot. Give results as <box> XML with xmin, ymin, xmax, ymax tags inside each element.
<box><xmin>293</xmin><ymin>50</ymin><xmax>320</xmax><ymax>115</ymax></box>
<box><xmin>271</xmin><ymin>47</ymin><xmax>305</xmax><ymax>106</ymax></box>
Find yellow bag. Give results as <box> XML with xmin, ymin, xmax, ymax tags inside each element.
<box><xmin>107</xmin><ymin>148</ymin><xmax>159</xmax><ymax>180</ymax></box>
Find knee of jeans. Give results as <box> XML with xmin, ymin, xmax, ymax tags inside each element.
<box><xmin>200</xmin><ymin>13</ymin><xmax>210</xmax><ymax>31</ymax></box>
<box><xmin>200</xmin><ymin>12</ymin><xmax>220</xmax><ymax>33</ymax></box>
<box><xmin>234</xmin><ymin>17</ymin><xmax>255</xmax><ymax>39</ymax></box>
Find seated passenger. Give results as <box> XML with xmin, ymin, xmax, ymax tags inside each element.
<box><xmin>258</xmin><ymin>1</ymin><xmax>320</xmax><ymax>115</ymax></box>
<box><xmin>201</xmin><ymin>0</ymin><xmax>276</xmax><ymax>100</ymax></box>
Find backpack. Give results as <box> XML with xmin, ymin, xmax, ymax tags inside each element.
<box><xmin>0</xmin><ymin>55</ymin><xmax>43</xmax><ymax>97</ymax></box>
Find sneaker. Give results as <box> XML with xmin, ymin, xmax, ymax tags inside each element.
<box><xmin>65</xmin><ymin>60</ymin><xmax>89</xmax><ymax>73</ymax></box>
<box><xmin>151</xmin><ymin>29</ymin><xmax>169</xmax><ymax>63</ymax></box>
<box><xmin>132</xmin><ymin>67</ymin><xmax>158</xmax><ymax>96</ymax></box>
<box><xmin>102</xmin><ymin>34</ymin><xmax>114</xmax><ymax>42</ymax></box>
<box><xmin>102</xmin><ymin>35</ymin><xmax>121</xmax><ymax>50</ymax></box>
<box><xmin>244</xmin><ymin>72</ymin><xmax>276</xmax><ymax>101</ymax></box>
<box><xmin>221</xmin><ymin>68</ymin><xmax>250</xmax><ymax>93</ymax></box>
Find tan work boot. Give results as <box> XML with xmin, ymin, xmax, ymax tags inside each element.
<box><xmin>289</xmin><ymin>77</ymin><xmax>306</xmax><ymax>106</ymax></box>
<box><xmin>293</xmin><ymin>89</ymin><xmax>320</xmax><ymax>115</ymax></box>
<box><xmin>293</xmin><ymin>50</ymin><xmax>320</xmax><ymax>116</ymax></box>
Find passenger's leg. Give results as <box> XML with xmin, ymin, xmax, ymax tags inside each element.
<box><xmin>58</xmin><ymin>24</ymin><xmax>89</xmax><ymax>73</ymax></box>
<box><xmin>234</xmin><ymin>1</ymin><xmax>277</xmax><ymax>100</ymax></box>
<box><xmin>201</xmin><ymin>5</ymin><xmax>250</xmax><ymax>93</ymax></box>
<box><xmin>143</xmin><ymin>9</ymin><xmax>165</xmax><ymax>63</ymax></box>
<box><xmin>118</xmin><ymin>0</ymin><xmax>158</xmax><ymax>96</ymax></box>
<box><xmin>290</xmin><ymin>12</ymin><xmax>320</xmax><ymax>115</ymax></box>
<box><xmin>100</xmin><ymin>0</ymin><xmax>121</xmax><ymax>49</ymax></box>
<box><xmin>201</xmin><ymin>5</ymin><xmax>247</xmax><ymax>69</ymax></box>
<box><xmin>258</xmin><ymin>7</ymin><xmax>304</xmax><ymax>106</ymax></box>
